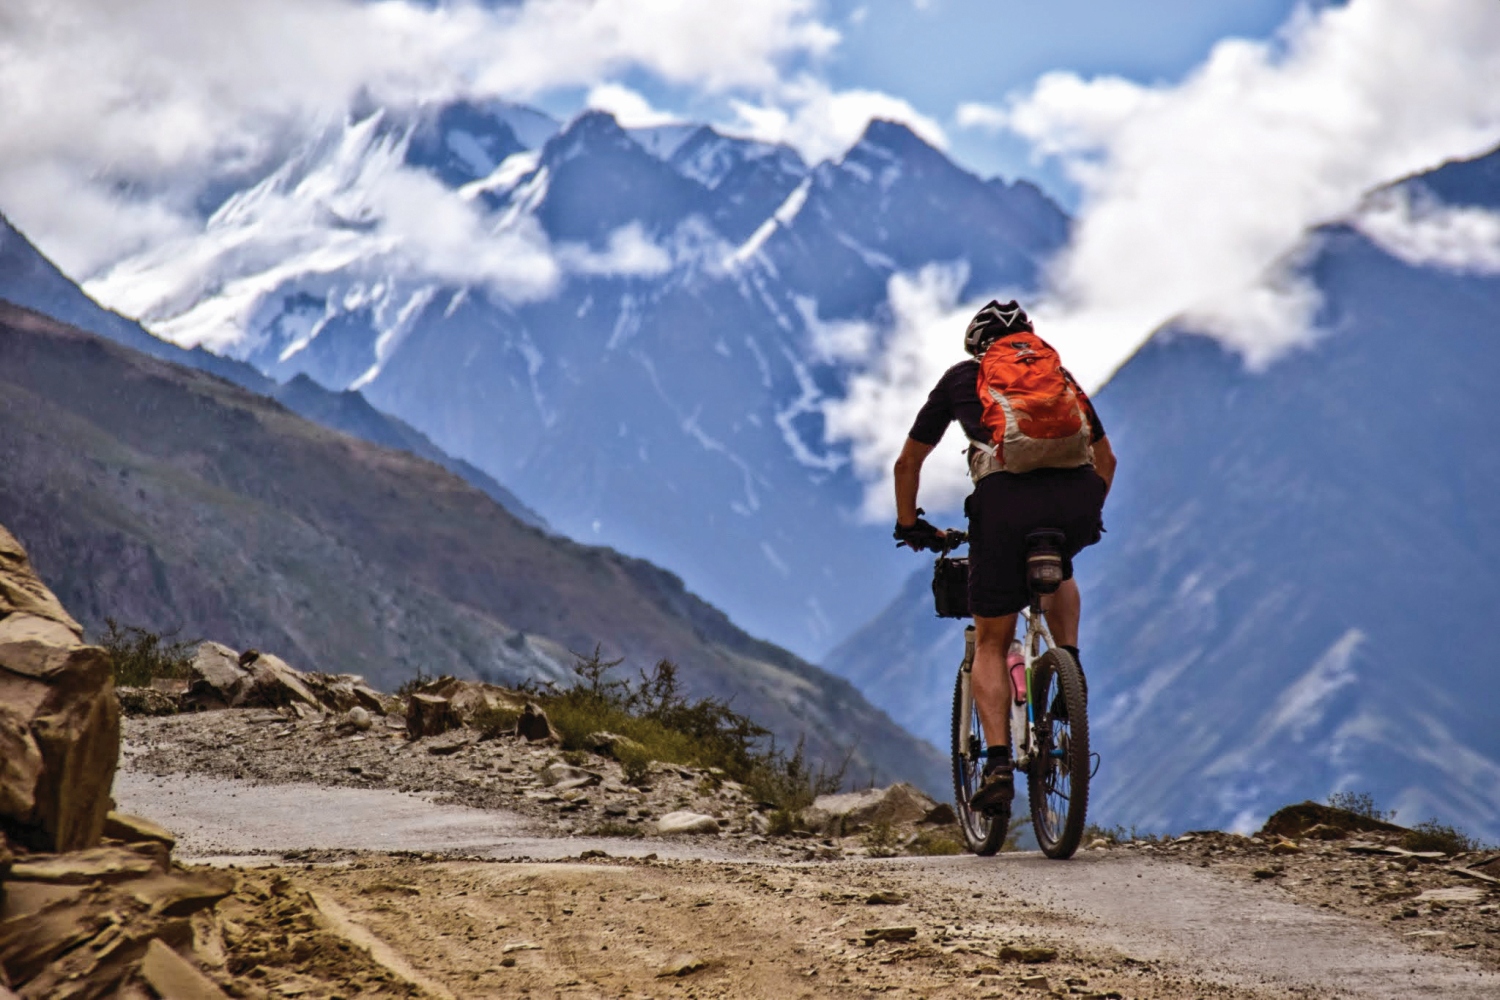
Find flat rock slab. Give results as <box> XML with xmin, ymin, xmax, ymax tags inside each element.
<box><xmin>112</xmin><ymin>771</ymin><xmax>744</xmax><ymax>863</ymax></box>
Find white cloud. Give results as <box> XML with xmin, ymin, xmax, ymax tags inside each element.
<box><xmin>822</xmin><ymin>263</ymin><xmax>978</xmax><ymax>520</ymax></box>
<box><xmin>556</xmin><ymin>222</ymin><xmax>673</xmax><ymax>277</ymax></box>
<box><xmin>585</xmin><ymin>84</ymin><xmax>683</xmax><ymax>129</ymax></box>
<box><xmin>727</xmin><ymin>77</ymin><xmax>948</xmax><ymax>165</ymax></box>
<box><xmin>828</xmin><ymin>0</ymin><xmax>1500</xmax><ymax>517</ymax></box>
<box><xmin>966</xmin><ymin>0</ymin><xmax>1500</xmax><ymax>386</ymax></box>
<box><xmin>795</xmin><ymin>296</ymin><xmax>876</xmax><ymax>364</ymax></box>
<box><xmin>0</xmin><ymin>0</ymin><xmax>838</xmax><ymax>277</ymax></box>
<box><xmin>1352</xmin><ymin>186</ymin><xmax>1500</xmax><ymax>275</ymax></box>
<box><xmin>84</xmin><ymin>112</ymin><xmax>563</xmax><ymax>354</ymax></box>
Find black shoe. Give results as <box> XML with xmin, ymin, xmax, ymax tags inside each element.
<box><xmin>970</xmin><ymin>762</ymin><xmax>1014</xmax><ymax>813</ymax></box>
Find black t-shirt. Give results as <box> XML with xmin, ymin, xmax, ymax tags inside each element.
<box><xmin>907</xmin><ymin>358</ymin><xmax>1105</xmax><ymax>448</ymax></box>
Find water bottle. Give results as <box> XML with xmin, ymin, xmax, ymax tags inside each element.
<box><xmin>1008</xmin><ymin>641</ymin><xmax>1026</xmax><ymax>704</ymax></box>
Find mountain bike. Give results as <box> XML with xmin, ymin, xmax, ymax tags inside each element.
<box><xmin>933</xmin><ymin>530</ymin><xmax>1090</xmax><ymax>859</ymax></box>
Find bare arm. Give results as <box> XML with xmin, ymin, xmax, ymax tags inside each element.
<box><xmin>893</xmin><ymin>436</ymin><xmax>937</xmax><ymax>527</ymax></box>
<box><xmin>1093</xmin><ymin>435</ymin><xmax>1117</xmax><ymax>495</ymax></box>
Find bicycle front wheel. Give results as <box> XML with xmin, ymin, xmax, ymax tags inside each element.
<box><xmin>1026</xmin><ymin>647</ymin><xmax>1089</xmax><ymax>859</ymax></box>
<box><xmin>952</xmin><ymin>666</ymin><xmax>1007</xmax><ymax>856</ymax></box>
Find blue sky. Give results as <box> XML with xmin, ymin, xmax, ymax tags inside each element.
<box><xmin>823</xmin><ymin>0</ymin><xmax>1307</xmax><ymax>197</ymax></box>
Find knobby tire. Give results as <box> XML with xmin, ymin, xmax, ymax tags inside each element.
<box><xmin>951</xmin><ymin>666</ymin><xmax>1007</xmax><ymax>856</ymax></box>
<box><xmin>1027</xmin><ymin>647</ymin><xmax>1089</xmax><ymax>859</ymax></box>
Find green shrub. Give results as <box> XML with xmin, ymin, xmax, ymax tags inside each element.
<box><xmin>765</xmin><ymin>809</ymin><xmax>798</xmax><ymax>837</ymax></box>
<box><xmin>862</xmin><ymin>821</ymin><xmax>901</xmax><ymax>858</ymax></box>
<box><xmin>586</xmin><ymin>821</ymin><xmax>644</xmax><ymax>839</ymax></box>
<box><xmin>743</xmin><ymin>736</ymin><xmax>847</xmax><ymax>817</ymax></box>
<box><xmin>99</xmin><ymin>619</ymin><xmax>195</xmax><ymax>688</ymax></box>
<box><xmin>613</xmin><ymin>741</ymin><xmax>654</xmax><ymax>785</ymax></box>
<box><xmin>523</xmin><ymin>648</ymin><xmax>851</xmax><ymax>808</ymax></box>
<box><xmin>909</xmin><ymin>829</ymin><xmax>963</xmax><ymax>856</ymax></box>
<box><xmin>470</xmin><ymin>703</ymin><xmax>521</xmax><ymax>740</ymax></box>
<box><xmin>1402</xmin><ymin>820</ymin><xmax>1482</xmax><ymax>855</ymax></box>
<box><xmin>1080</xmin><ymin>822</ymin><xmax>1164</xmax><ymax>846</ymax></box>
<box><xmin>394</xmin><ymin>668</ymin><xmax>436</xmax><ymax>700</ymax></box>
<box><xmin>1328</xmin><ymin>791</ymin><xmax>1394</xmax><ymax>822</ymax></box>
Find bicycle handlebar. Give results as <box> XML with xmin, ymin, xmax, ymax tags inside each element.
<box><xmin>935</xmin><ymin>529</ymin><xmax>967</xmax><ymax>554</ymax></box>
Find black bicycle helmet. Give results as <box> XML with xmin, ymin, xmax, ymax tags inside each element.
<box><xmin>963</xmin><ymin>299</ymin><xmax>1033</xmax><ymax>357</ymax></box>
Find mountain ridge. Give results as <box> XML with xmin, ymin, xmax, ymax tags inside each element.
<box><xmin>0</xmin><ymin>298</ymin><xmax>948</xmax><ymax>795</ymax></box>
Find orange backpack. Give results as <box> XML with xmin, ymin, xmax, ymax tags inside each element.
<box><xmin>968</xmin><ymin>334</ymin><xmax>1094</xmax><ymax>482</ymax></box>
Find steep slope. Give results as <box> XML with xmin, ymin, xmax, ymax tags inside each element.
<box><xmin>77</xmin><ymin>102</ymin><xmax>1070</xmax><ymax>659</ymax></box>
<box><xmin>0</xmin><ymin>301</ymin><xmax>947</xmax><ymax>794</ymax></box>
<box><xmin>0</xmin><ymin>211</ymin><xmax>544</xmax><ymax>529</ymax></box>
<box><xmin>827</xmin><ymin>146</ymin><xmax>1500</xmax><ymax>841</ymax></box>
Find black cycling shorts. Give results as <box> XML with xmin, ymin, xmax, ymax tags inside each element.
<box><xmin>965</xmin><ymin>466</ymin><xmax>1107</xmax><ymax>618</ymax></box>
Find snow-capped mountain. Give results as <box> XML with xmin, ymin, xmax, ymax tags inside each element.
<box><xmin>80</xmin><ymin>100</ymin><xmax>1068</xmax><ymax>659</ymax></box>
<box><xmin>828</xmin><ymin>144</ymin><xmax>1500</xmax><ymax>842</ymax></box>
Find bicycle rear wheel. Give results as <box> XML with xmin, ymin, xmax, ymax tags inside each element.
<box><xmin>1026</xmin><ymin>647</ymin><xmax>1089</xmax><ymax>859</ymax></box>
<box><xmin>951</xmin><ymin>666</ymin><xmax>1007</xmax><ymax>856</ymax></box>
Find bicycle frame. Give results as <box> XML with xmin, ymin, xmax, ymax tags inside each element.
<box><xmin>1011</xmin><ymin>605</ymin><xmax>1054</xmax><ymax>771</ymax></box>
<box><xmin>955</xmin><ymin>604</ymin><xmax>1054</xmax><ymax>771</ymax></box>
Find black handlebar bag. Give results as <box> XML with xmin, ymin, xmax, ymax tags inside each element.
<box><xmin>931</xmin><ymin>555</ymin><xmax>970</xmax><ymax>619</ymax></box>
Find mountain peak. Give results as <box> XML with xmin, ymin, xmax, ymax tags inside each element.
<box><xmin>848</xmin><ymin>118</ymin><xmax>942</xmax><ymax>161</ymax></box>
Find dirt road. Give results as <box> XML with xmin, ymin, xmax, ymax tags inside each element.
<box><xmin>116</xmin><ymin>770</ymin><xmax>1496</xmax><ymax>999</ymax></box>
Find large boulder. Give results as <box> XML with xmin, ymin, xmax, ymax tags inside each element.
<box><xmin>239</xmin><ymin>651</ymin><xmax>321</xmax><ymax>711</ymax></box>
<box><xmin>802</xmin><ymin>783</ymin><xmax>938</xmax><ymax>837</ymax></box>
<box><xmin>405</xmin><ymin>692</ymin><xmax>460</xmax><ymax>738</ymax></box>
<box><xmin>180</xmin><ymin>642</ymin><xmax>250</xmax><ymax>710</ymax></box>
<box><xmin>0</xmin><ymin>526</ymin><xmax>119</xmax><ymax>853</ymax></box>
<box><xmin>403</xmin><ymin>676</ymin><xmax>528</xmax><ymax>739</ymax></box>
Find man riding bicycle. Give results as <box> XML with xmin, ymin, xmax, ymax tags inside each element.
<box><xmin>892</xmin><ymin>300</ymin><xmax>1116</xmax><ymax>811</ymax></box>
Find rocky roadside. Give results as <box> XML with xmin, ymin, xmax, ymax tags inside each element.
<box><xmin>1078</xmin><ymin>818</ymin><xmax>1500</xmax><ymax>972</ymax></box>
<box><xmin>118</xmin><ymin>636</ymin><xmax>969</xmax><ymax>861</ymax></box>
<box><xmin>121</xmin><ymin>709</ymin><xmax>959</xmax><ymax>863</ymax></box>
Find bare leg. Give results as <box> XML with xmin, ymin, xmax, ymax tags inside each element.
<box><xmin>1041</xmin><ymin>578</ymin><xmax>1080</xmax><ymax>648</ymax></box>
<box><xmin>972</xmin><ymin>613</ymin><xmax>1017</xmax><ymax>749</ymax></box>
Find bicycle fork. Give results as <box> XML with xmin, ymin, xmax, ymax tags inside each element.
<box><xmin>959</xmin><ymin>625</ymin><xmax>977</xmax><ymax>760</ymax></box>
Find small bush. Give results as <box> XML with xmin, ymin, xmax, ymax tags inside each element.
<box><xmin>613</xmin><ymin>741</ymin><xmax>654</xmax><ymax>786</ymax></box>
<box><xmin>470</xmin><ymin>703</ymin><xmax>521</xmax><ymax>740</ymax></box>
<box><xmin>1080</xmin><ymin>822</ymin><xmax>1163</xmax><ymax>846</ymax></box>
<box><xmin>743</xmin><ymin>736</ymin><xmax>847</xmax><ymax>817</ymax></box>
<box><xmin>587</xmin><ymin>821</ymin><xmax>644</xmax><ymax>839</ymax></box>
<box><xmin>1082</xmin><ymin>822</ymin><xmax>1124</xmax><ymax>845</ymax></box>
<box><xmin>523</xmin><ymin>648</ymin><xmax>852</xmax><ymax>810</ymax></box>
<box><xmin>395</xmin><ymin>668</ymin><xmax>435</xmax><ymax>700</ymax></box>
<box><xmin>1402</xmin><ymin>819</ymin><xmax>1482</xmax><ymax>855</ymax></box>
<box><xmin>766</xmin><ymin>809</ymin><xmax>798</xmax><ymax>837</ymax></box>
<box><xmin>909</xmin><ymin>829</ymin><xmax>963</xmax><ymax>856</ymax></box>
<box><xmin>862</xmin><ymin>821</ymin><xmax>901</xmax><ymax>858</ymax></box>
<box><xmin>100</xmin><ymin>619</ymin><xmax>195</xmax><ymax>688</ymax></box>
<box><xmin>1328</xmin><ymin>791</ymin><xmax>1394</xmax><ymax>822</ymax></box>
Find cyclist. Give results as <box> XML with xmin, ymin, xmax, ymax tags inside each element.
<box><xmin>892</xmin><ymin>300</ymin><xmax>1115</xmax><ymax>810</ymax></box>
